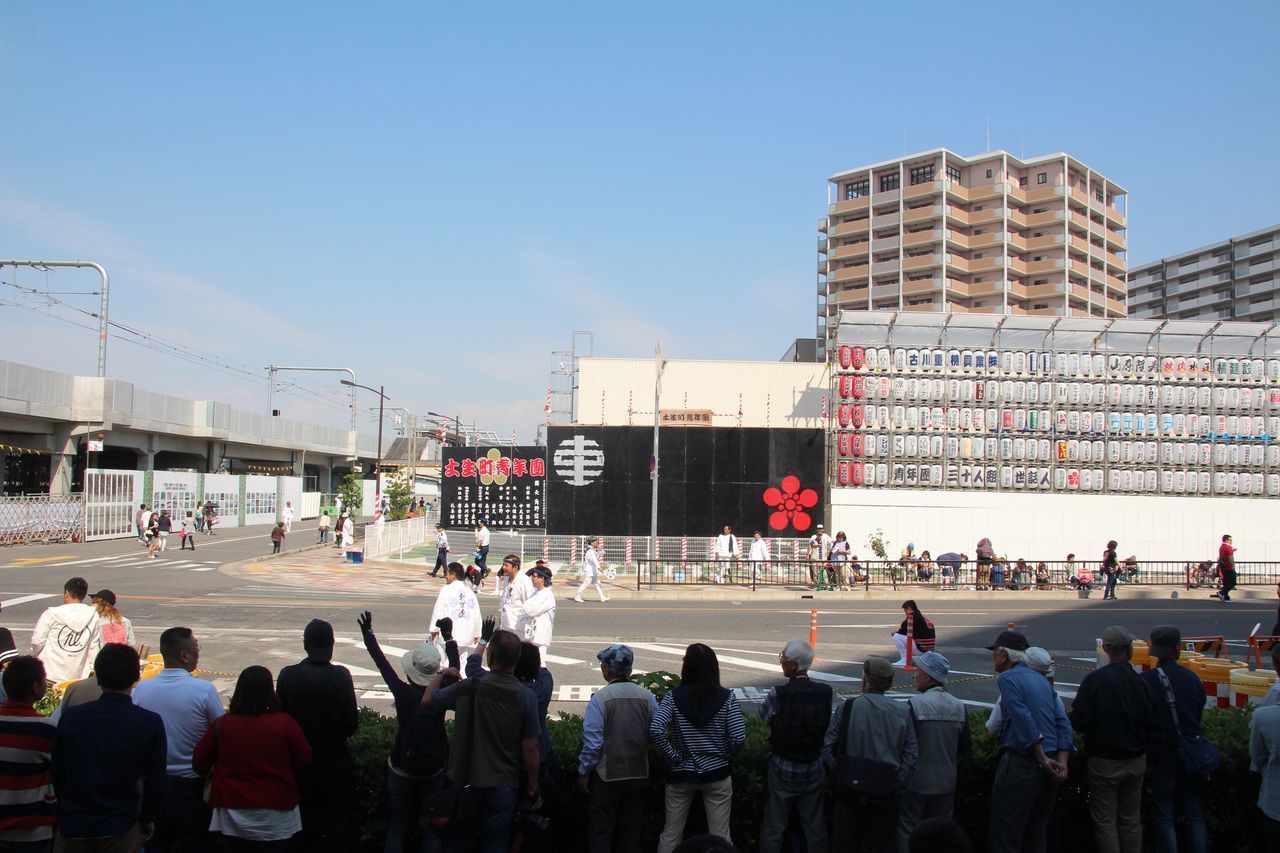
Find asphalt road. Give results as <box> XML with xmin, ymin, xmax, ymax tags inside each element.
<box><xmin>2</xmin><ymin>530</ymin><xmax>1276</xmax><ymax>717</ymax></box>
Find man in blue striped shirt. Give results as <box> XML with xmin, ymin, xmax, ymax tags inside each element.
<box><xmin>985</xmin><ymin>630</ymin><xmax>1073</xmax><ymax>853</ymax></box>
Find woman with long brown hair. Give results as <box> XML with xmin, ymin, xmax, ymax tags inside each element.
<box><xmin>90</xmin><ymin>589</ymin><xmax>135</xmax><ymax>647</ymax></box>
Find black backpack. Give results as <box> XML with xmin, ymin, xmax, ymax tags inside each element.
<box><xmin>400</xmin><ymin>705</ymin><xmax>448</xmax><ymax>779</ymax></box>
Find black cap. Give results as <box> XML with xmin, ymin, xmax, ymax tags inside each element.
<box><xmin>1149</xmin><ymin>625</ymin><xmax>1182</xmax><ymax>658</ymax></box>
<box><xmin>91</xmin><ymin>589</ymin><xmax>116</xmax><ymax>606</ymax></box>
<box><xmin>986</xmin><ymin>630</ymin><xmax>1029</xmax><ymax>652</ymax></box>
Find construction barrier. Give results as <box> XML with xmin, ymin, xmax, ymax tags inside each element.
<box><xmin>1230</xmin><ymin>668</ymin><xmax>1278</xmax><ymax>707</ymax></box>
<box><xmin>1189</xmin><ymin>657</ymin><xmax>1246</xmax><ymax>708</ymax></box>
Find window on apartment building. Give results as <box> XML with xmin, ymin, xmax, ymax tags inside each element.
<box><xmin>974</xmin><ymin>229</ymin><xmax>984</xmax><ymax>235</ymax></box>
<box><xmin>1095</xmin><ymin>190</ymin><xmax>1104</xmax><ymax>202</ymax></box>
<box><xmin>1019</xmin><ymin>177</ymin><xmax>1028</xmax><ymax>188</ymax></box>
<box><xmin>946</xmin><ymin>165</ymin><xmax>962</xmax><ymax>184</ymax></box>
<box><xmin>1037</xmin><ymin>172</ymin><xmax>1047</xmax><ymax>185</ymax></box>
<box><xmin>974</xmin><ymin>252</ymin><xmax>985</xmax><ymax>259</ymax></box>
<box><xmin>986</xmin><ymin>169</ymin><xmax>993</xmax><ymax>179</ymax></box>
<box><xmin>1033</xmin><ymin>256</ymin><xmax>1044</xmax><ymax>262</ymax></box>
<box><xmin>880</xmin><ymin>174</ymin><xmax>900</xmax><ymax>192</ymax></box>
<box><xmin>974</xmin><ymin>277</ymin><xmax>985</xmax><ymax>283</ymax></box>
<box><xmin>910</xmin><ymin>165</ymin><xmax>935</xmax><ymax>185</ymax></box>
<box><xmin>1034</xmin><ymin>279</ymin><xmax>1048</xmax><ymax>285</ymax></box>
<box><xmin>974</xmin><ymin>301</ymin><xmax>986</xmax><ymax>307</ymax></box>
<box><xmin>1033</xmin><ymin>303</ymin><xmax>1049</xmax><ymax>310</ymax></box>
<box><xmin>844</xmin><ymin>179</ymin><xmax>870</xmax><ymax>200</ymax></box>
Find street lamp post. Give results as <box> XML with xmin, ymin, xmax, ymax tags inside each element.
<box><xmin>342</xmin><ymin>380</ymin><xmax>389</xmax><ymax>520</ymax></box>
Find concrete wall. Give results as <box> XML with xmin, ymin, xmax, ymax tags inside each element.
<box><xmin>831</xmin><ymin>487</ymin><xmax>1275</xmax><ymax>561</ymax></box>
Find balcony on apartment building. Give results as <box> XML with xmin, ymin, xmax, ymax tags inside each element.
<box><xmin>903</xmin><ymin>253</ymin><xmax>943</xmax><ymax>272</ymax></box>
<box><xmin>903</xmin><ymin>204</ymin><xmax>943</xmax><ymax>225</ymax></box>
<box><xmin>828</xmin><ymin>242</ymin><xmax>870</xmax><ymax>262</ymax></box>
<box><xmin>830</xmin><ymin>218</ymin><xmax>870</xmax><ymax>237</ymax></box>
<box><xmin>828</xmin><ymin>263</ymin><xmax>870</xmax><ymax>284</ymax></box>
<box><xmin>904</xmin><ymin>228</ymin><xmax>943</xmax><ymax>248</ymax></box>
<box><xmin>829</xmin><ymin>196</ymin><xmax>870</xmax><ymax>216</ymax></box>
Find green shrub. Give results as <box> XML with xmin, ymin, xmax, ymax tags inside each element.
<box><xmin>326</xmin><ymin>702</ymin><xmax>1275</xmax><ymax>851</ymax></box>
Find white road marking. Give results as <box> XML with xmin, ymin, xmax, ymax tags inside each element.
<box><xmin>627</xmin><ymin>642</ymin><xmax>859</xmax><ymax>682</ymax></box>
<box><xmin>335</xmin><ymin>661</ymin><xmax>382</xmax><ymax>678</ymax></box>
<box><xmin>544</xmin><ymin>653</ymin><xmax>586</xmax><ymax>666</ymax></box>
<box><xmin>190</xmin><ymin>567</ymin><xmax>219</xmax><ymax>572</ymax></box>
<box><xmin>0</xmin><ymin>593</ymin><xmax>56</xmax><ymax>608</ymax></box>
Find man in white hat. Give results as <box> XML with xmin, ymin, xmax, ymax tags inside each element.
<box><xmin>899</xmin><ymin>651</ymin><xmax>970</xmax><ymax>849</ymax></box>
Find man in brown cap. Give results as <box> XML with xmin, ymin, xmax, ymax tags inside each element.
<box><xmin>1070</xmin><ymin>626</ymin><xmax>1162</xmax><ymax>853</ymax></box>
<box><xmin>822</xmin><ymin>656</ymin><xmax>917</xmax><ymax>853</ymax></box>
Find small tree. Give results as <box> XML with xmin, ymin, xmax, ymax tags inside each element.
<box><xmin>867</xmin><ymin>528</ymin><xmax>890</xmax><ymax>560</ymax></box>
<box><xmin>338</xmin><ymin>470</ymin><xmax>363</xmax><ymax>517</ymax></box>
<box><xmin>384</xmin><ymin>469</ymin><xmax>413</xmax><ymax>521</ymax></box>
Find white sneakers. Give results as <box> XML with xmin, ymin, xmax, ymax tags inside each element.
<box><xmin>573</xmin><ymin>596</ymin><xmax>584</xmax><ymax>602</ymax></box>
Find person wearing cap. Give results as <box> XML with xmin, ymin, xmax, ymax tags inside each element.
<box><xmin>985</xmin><ymin>647</ymin><xmax>1065</xmax><ymax>739</ymax></box>
<box><xmin>822</xmin><ymin>656</ymin><xmax>917</xmax><ymax>853</ymax></box>
<box><xmin>898</xmin><ymin>651</ymin><xmax>969</xmax><ymax>850</ymax></box>
<box><xmin>132</xmin><ymin>627</ymin><xmax>225</xmax><ymax>853</ymax></box>
<box><xmin>0</xmin><ymin>656</ymin><xmax>57</xmax><ymax>849</ymax></box>
<box><xmin>430</xmin><ymin>562</ymin><xmax>483</xmax><ymax>652</ymax></box>
<box><xmin>1139</xmin><ymin>625</ymin><xmax>1209</xmax><ymax>853</ymax></box>
<box><xmin>577</xmin><ymin>644</ymin><xmax>657</xmax><ymax>852</ymax></box>
<box><xmin>985</xmin><ymin>630</ymin><xmax>1073</xmax><ymax>853</ymax></box>
<box><xmin>1070</xmin><ymin>626</ymin><xmax>1162</xmax><ymax>853</ymax></box>
<box><xmin>277</xmin><ymin>619</ymin><xmax>359</xmax><ymax>851</ymax></box>
<box><xmin>91</xmin><ymin>589</ymin><xmax>136</xmax><ymax>648</ymax></box>
<box><xmin>519</xmin><ymin>566</ymin><xmax>557</xmax><ymax>662</ymax></box>
<box><xmin>758</xmin><ymin>639</ymin><xmax>831</xmax><ymax>853</ymax></box>
<box><xmin>807</xmin><ymin>525</ymin><xmax>832</xmax><ymax>587</ymax></box>
<box><xmin>358</xmin><ymin>609</ymin><xmax>459</xmax><ymax>853</ymax></box>
<box><xmin>31</xmin><ymin>577</ymin><xmax>101</xmax><ymax>684</ymax></box>
<box><xmin>575</xmin><ymin>538</ymin><xmax>609</xmax><ymax>604</ymax></box>
<box><xmin>0</xmin><ymin>628</ymin><xmax>18</xmax><ymax>703</ymax></box>
<box><xmin>1215</xmin><ymin>533</ymin><xmax>1237</xmax><ymax>602</ymax></box>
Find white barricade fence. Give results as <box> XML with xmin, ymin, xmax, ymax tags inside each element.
<box><xmin>300</xmin><ymin>492</ymin><xmax>322</xmax><ymax>520</ymax></box>
<box><xmin>1</xmin><ymin>494</ymin><xmax>86</xmax><ymax>545</ymax></box>
<box><xmin>84</xmin><ymin>470</ymin><xmax>144</xmax><ymax>541</ymax></box>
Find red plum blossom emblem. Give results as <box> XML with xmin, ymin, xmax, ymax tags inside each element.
<box><xmin>763</xmin><ymin>475</ymin><xmax>819</xmax><ymax>532</ymax></box>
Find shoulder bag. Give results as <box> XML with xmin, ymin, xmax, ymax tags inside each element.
<box><xmin>833</xmin><ymin>697</ymin><xmax>900</xmax><ymax>801</ymax></box>
<box><xmin>1155</xmin><ymin>667</ymin><xmax>1221</xmax><ymax>776</ymax></box>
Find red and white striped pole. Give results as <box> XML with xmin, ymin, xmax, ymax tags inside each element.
<box><xmin>628</xmin><ymin>391</ymin><xmax>633</xmax><ymax>426</ymax></box>
<box><xmin>625</xmin><ymin>536</ymin><xmax>633</xmax><ymax>569</ymax></box>
<box><xmin>542</xmin><ymin>535</ymin><xmax>550</xmax><ymax>564</ymax></box>
<box><xmin>601</xmin><ymin>391</ymin><xmax>606</xmax><ymax>425</ymax></box>
<box><xmin>545</xmin><ymin>388</ymin><xmax>552</xmax><ymax>425</ymax></box>
<box><xmin>766</xmin><ymin>392</ymin><xmax>771</xmax><ymax>427</ymax></box>
<box><xmin>570</xmin><ymin>537</ymin><xmax>578</xmax><ymax>570</ymax></box>
<box><xmin>904</xmin><ymin>612</ymin><xmax>917</xmax><ymax>672</ymax></box>
<box><xmin>681</xmin><ymin>535</ymin><xmax>688</xmax><ymax>569</ymax></box>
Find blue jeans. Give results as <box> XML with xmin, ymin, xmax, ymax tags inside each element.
<box><xmin>1148</xmin><ymin>759</ymin><xmax>1207</xmax><ymax>853</ymax></box>
<box><xmin>446</xmin><ymin>785</ymin><xmax>516</xmax><ymax>853</ymax></box>
<box><xmin>385</xmin><ymin>767</ymin><xmax>443</xmax><ymax>853</ymax></box>
<box><xmin>1104</xmin><ymin>572</ymin><xmax>1118</xmax><ymax>598</ymax></box>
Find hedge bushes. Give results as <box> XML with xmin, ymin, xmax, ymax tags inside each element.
<box><xmin>347</xmin><ymin>698</ymin><xmax>1267</xmax><ymax>852</ymax></box>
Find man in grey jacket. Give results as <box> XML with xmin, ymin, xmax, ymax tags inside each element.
<box><xmin>577</xmin><ymin>644</ymin><xmax>657</xmax><ymax>853</ymax></box>
<box><xmin>823</xmin><ymin>656</ymin><xmax>918</xmax><ymax>853</ymax></box>
<box><xmin>899</xmin><ymin>651</ymin><xmax>970</xmax><ymax>852</ymax></box>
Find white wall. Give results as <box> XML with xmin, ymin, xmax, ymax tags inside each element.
<box><xmin>831</xmin><ymin>487</ymin><xmax>1275</xmax><ymax>561</ymax></box>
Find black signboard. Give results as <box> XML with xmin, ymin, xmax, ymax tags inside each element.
<box><xmin>440</xmin><ymin>445</ymin><xmax>546</xmax><ymax>529</ymax></box>
<box><xmin>546</xmin><ymin>426</ymin><xmax>824</xmax><ymax>536</ymax></box>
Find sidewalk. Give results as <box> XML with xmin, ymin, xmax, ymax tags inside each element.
<box><xmin>219</xmin><ymin>546</ymin><xmax>1272</xmax><ymax>602</ymax></box>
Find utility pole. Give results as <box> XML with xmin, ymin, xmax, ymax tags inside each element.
<box><xmin>650</xmin><ymin>343</ymin><xmax>664</xmax><ymax>591</ymax></box>
<box><xmin>0</xmin><ymin>260</ymin><xmax>109</xmax><ymax>376</ymax></box>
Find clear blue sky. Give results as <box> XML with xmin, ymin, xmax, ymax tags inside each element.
<box><xmin>2</xmin><ymin>2</ymin><xmax>1277</xmax><ymax>439</ymax></box>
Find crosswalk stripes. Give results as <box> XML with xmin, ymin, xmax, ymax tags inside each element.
<box><xmin>0</xmin><ymin>553</ymin><xmax>223</xmax><ymax>573</ymax></box>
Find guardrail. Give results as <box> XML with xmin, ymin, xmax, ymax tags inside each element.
<box><xmin>0</xmin><ymin>494</ymin><xmax>85</xmax><ymax>546</ymax></box>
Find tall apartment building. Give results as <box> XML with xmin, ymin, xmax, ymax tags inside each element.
<box><xmin>817</xmin><ymin>149</ymin><xmax>1128</xmax><ymax>357</ymax></box>
<box><xmin>1128</xmin><ymin>224</ymin><xmax>1280</xmax><ymax>322</ymax></box>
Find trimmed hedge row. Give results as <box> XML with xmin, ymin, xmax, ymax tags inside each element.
<box><xmin>347</xmin><ymin>697</ymin><xmax>1267</xmax><ymax>852</ymax></box>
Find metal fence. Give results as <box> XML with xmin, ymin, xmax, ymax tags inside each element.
<box><xmin>0</xmin><ymin>494</ymin><xmax>85</xmax><ymax>546</ymax></box>
<box><xmin>361</xmin><ymin>512</ymin><xmax>440</xmax><ymax>560</ymax></box>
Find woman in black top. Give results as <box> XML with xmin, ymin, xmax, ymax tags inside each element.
<box><xmin>1102</xmin><ymin>540</ymin><xmax>1120</xmax><ymax>600</ymax></box>
<box><xmin>892</xmin><ymin>599</ymin><xmax>936</xmax><ymax>665</ymax></box>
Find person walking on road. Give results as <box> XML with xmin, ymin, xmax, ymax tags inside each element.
<box><xmin>577</xmin><ymin>644</ymin><xmax>657</xmax><ymax>853</ymax></box>
<box><xmin>576</xmin><ymin>538</ymin><xmax>609</xmax><ymax>604</ymax></box>
<box><xmin>282</xmin><ymin>500</ymin><xmax>294</xmax><ymax>534</ymax></box>
<box><xmin>31</xmin><ymin>577</ymin><xmax>100</xmax><ymax>683</ymax></box>
<box><xmin>431</xmin><ymin>523</ymin><xmax>450</xmax><ymax>577</ymax></box>
<box><xmin>899</xmin><ymin>651</ymin><xmax>969</xmax><ymax>852</ymax></box>
<box><xmin>317</xmin><ymin>510</ymin><xmax>330</xmax><ymax>544</ymax></box>
<box><xmin>985</xmin><ymin>630</ymin><xmax>1073</xmax><ymax>853</ymax></box>
<box><xmin>271</xmin><ymin>521</ymin><xmax>286</xmax><ymax>554</ymax></box>
<box><xmin>758</xmin><ymin>639</ymin><xmax>831</xmax><ymax>853</ymax></box>
<box><xmin>146</xmin><ymin>512</ymin><xmax>162</xmax><ymax>559</ymax></box>
<box><xmin>429</xmin><ymin>562</ymin><xmax>482</xmax><ymax>652</ymax></box>
<box><xmin>157</xmin><ymin>509</ymin><xmax>173</xmax><ymax>551</ymax></box>
<box><xmin>475</xmin><ymin>519</ymin><xmax>491</xmax><ymax>578</ymax></box>
<box><xmin>712</xmin><ymin>526</ymin><xmax>739</xmax><ymax>584</ymax></box>
<box><xmin>1071</xmin><ymin>626</ymin><xmax>1161</xmax><ymax>853</ymax></box>
<box><xmin>1140</xmin><ymin>626</ymin><xmax>1210</xmax><ymax>853</ymax></box>
<box><xmin>339</xmin><ymin>512</ymin><xmax>354</xmax><ymax>550</ymax></box>
<box><xmin>822</xmin><ymin>656</ymin><xmax>917</xmax><ymax>853</ymax></box>
<box><xmin>1101</xmin><ymin>540</ymin><xmax>1120</xmax><ymax>600</ymax></box>
<box><xmin>137</xmin><ymin>503</ymin><xmax>150</xmax><ymax>543</ymax></box>
<box><xmin>520</xmin><ymin>566</ymin><xmax>557</xmax><ymax>662</ymax></box>
<box><xmin>1216</xmin><ymin>533</ymin><xmax>1237</xmax><ymax>602</ymax></box>
<box><xmin>499</xmin><ymin>555</ymin><xmax>535</xmax><ymax>629</ymax></box>
<box><xmin>748</xmin><ymin>532</ymin><xmax>771</xmax><ymax>583</ymax></box>
<box><xmin>180</xmin><ymin>510</ymin><xmax>197</xmax><ymax>550</ymax></box>
<box><xmin>649</xmin><ymin>644</ymin><xmax>746</xmax><ymax>853</ymax></box>
<box><xmin>203</xmin><ymin>502</ymin><xmax>217</xmax><ymax>535</ymax></box>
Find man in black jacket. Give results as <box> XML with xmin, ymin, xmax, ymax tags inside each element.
<box><xmin>1070</xmin><ymin>625</ymin><xmax>1161</xmax><ymax>853</ymax></box>
<box><xmin>278</xmin><ymin>618</ymin><xmax>360</xmax><ymax>852</ymax></box>
<box><xmin>758</xmin><ymin>638</ymin><xmax>832</xmax><ymax>853</ymax></box>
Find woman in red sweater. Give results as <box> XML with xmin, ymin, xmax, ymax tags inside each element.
<box><xmin>193</xmin><ymin>665</ymin><xmax>311</xmax><ymax>850</ymax></box>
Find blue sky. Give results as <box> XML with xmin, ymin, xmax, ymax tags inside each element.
<box><xmin>2</xmin><ymin>2</ymin><xmax>1277</xmax><ymax>439</ymax></box>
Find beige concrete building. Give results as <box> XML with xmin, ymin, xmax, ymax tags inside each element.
<box><xmin>817</xmin><ymin>149</ymin><xmax>1128</xmax><ymax>358</ymax></box>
